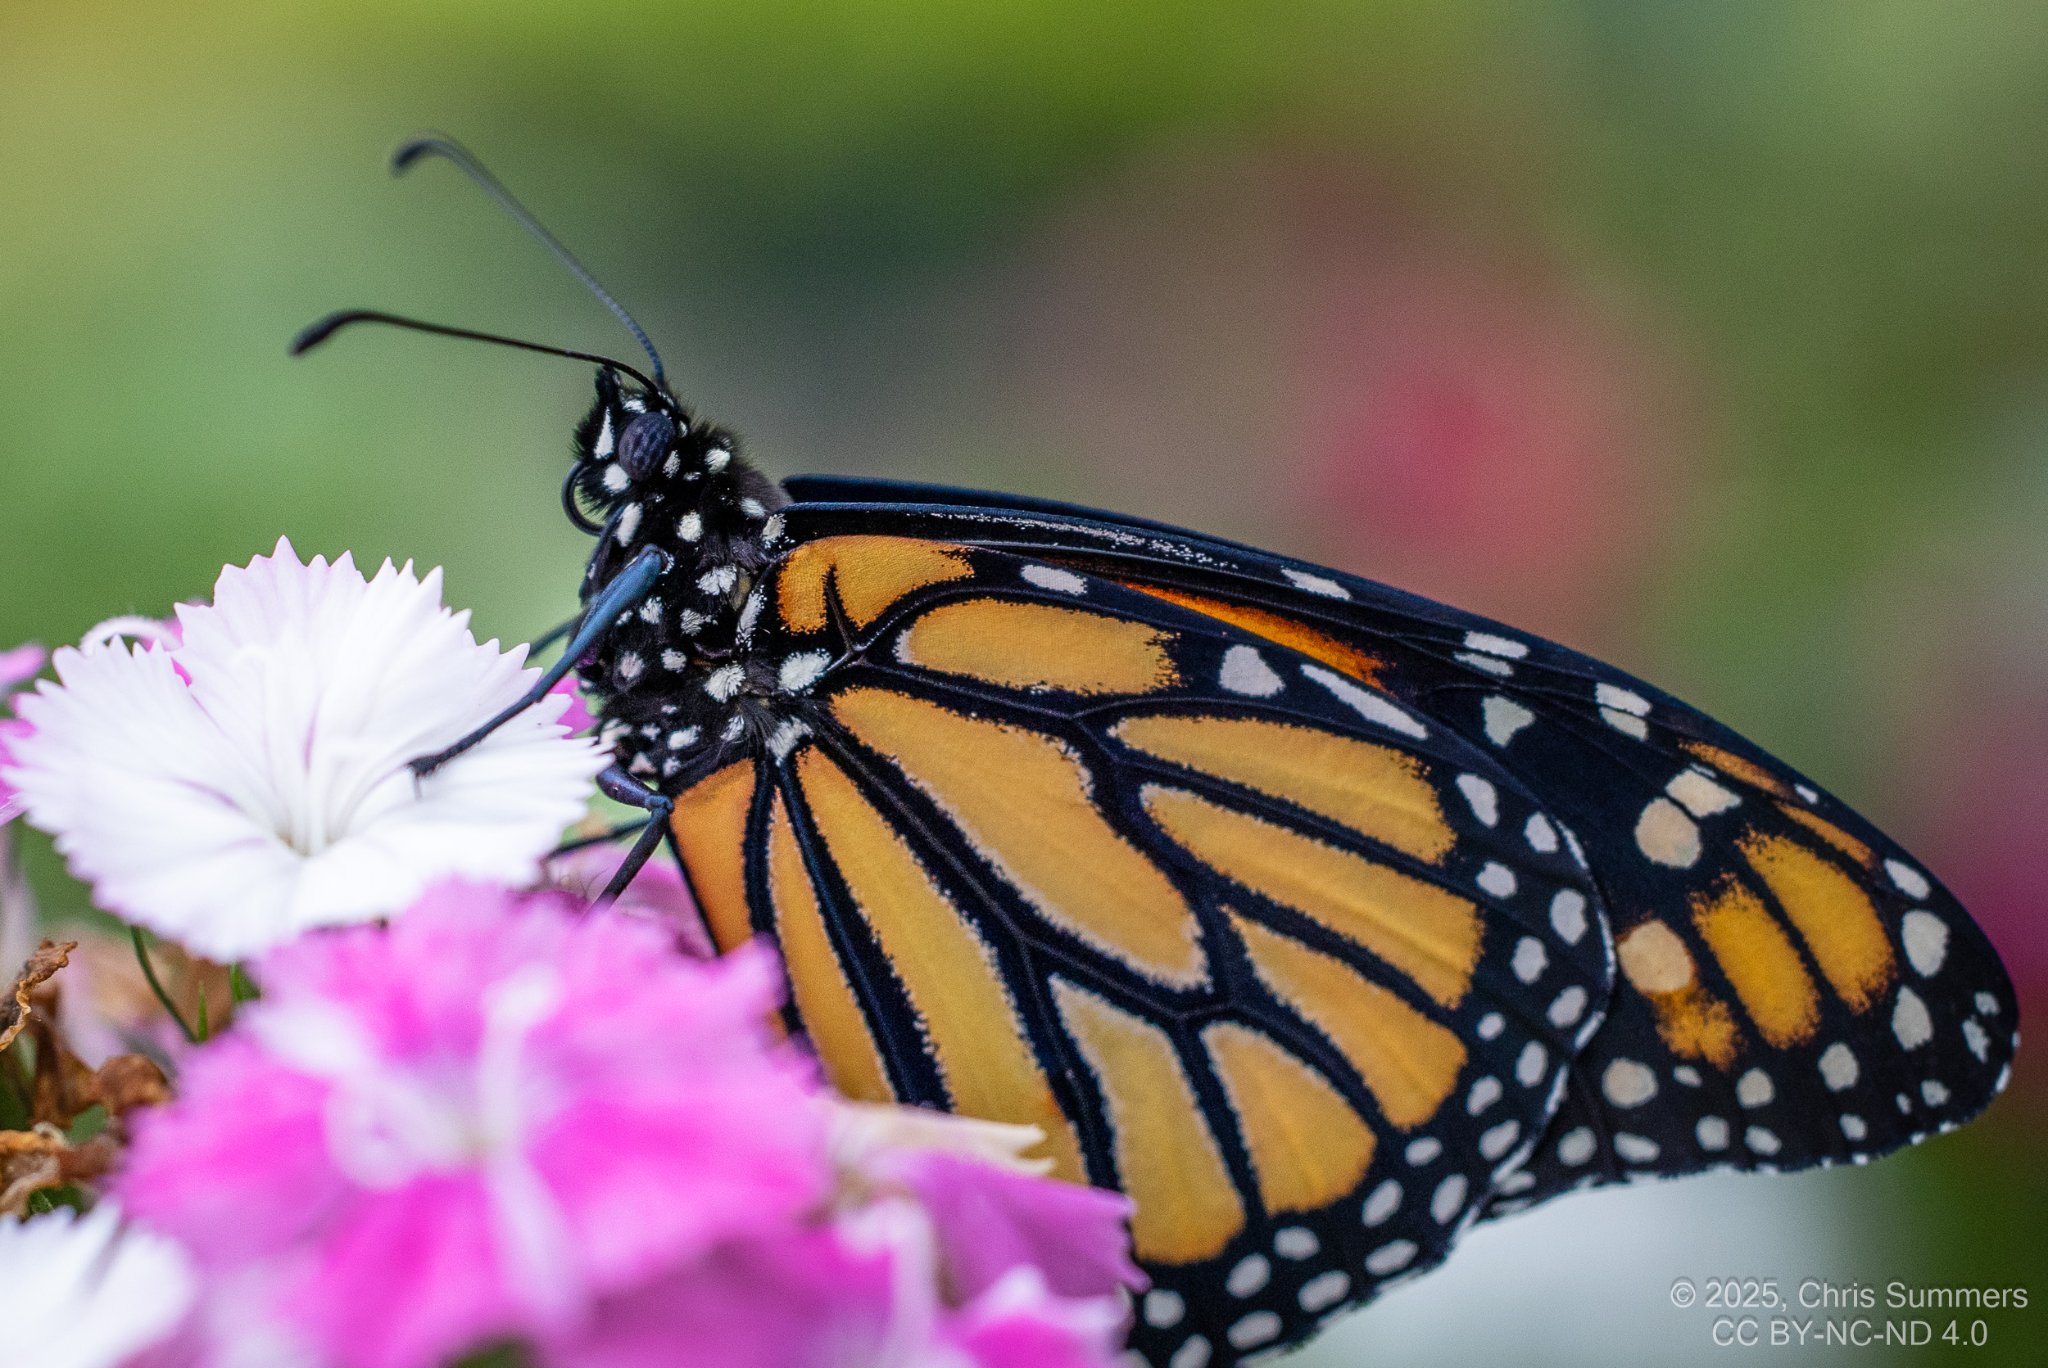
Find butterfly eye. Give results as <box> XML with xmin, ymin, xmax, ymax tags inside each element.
<box><xmin>619</xmin><ymin>411</ymin><xmax>676</xmax><ymax>481</ymax></box>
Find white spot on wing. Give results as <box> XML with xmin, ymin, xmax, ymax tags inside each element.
<box><xmin>1430</xmin><ymin>1173</ymin><xmax>1468</xmax><ymax>1223</ymax></box>
<box><xmin>1963</xmin><ymin>1019</ymin><xmax>1989</xmax><ymax>1062</ymax></box>
<box><xmin>1524</xmin><ymin>812</ymin><xmax>1559</xmax><ymax>853</ymax></box>
<box><xmin>1603</xmin><ymin>708</ymin><xmax>1650</xmax><ymax>739</ymax></box>
<box><xmin>1362</xmin><ymin>1180</ymin><xmax>1402</xmax><ymax>1226</ymax></box>
<box><xmin>1478</xmin><ymin>863</ymin><xmax>1518</xmax><ymax>899</ymax></box>
<box><xmin>1886</xmin><ymin>859</ymin><xmax>1931</xmax><ymax>900</ymax></box>
<box><xmin>1636</xmin><ymin>797</ymin><xmax>1702</xmax><ymax>867</ymax></box>
<box><xmin>1227</xmin><ymin>1311</ymin><xmax>1280</xmax><ymax>1351</ymax></box>
<box><xmin>1482</xmin><ymin>695</ymin><xmax>1534</xmax><ymax>747</ymax></box>
<box><xmin>1893</xmin><ymin>987</ymin><xmax>1933</xmax><ymax>1049</ymax></box>
<box><xmin>1456</xmin><ymin>774</ymin><xmax>1499</xmax><ymax>826</ymax></box>
<box><xmin>1274</xmin><ymin>1226</ymin><xmax>1319</xmax><ymax>1259</ymax></box>
<box><xmin>1549</xmin><ymin>889</ymin><xmax>1588</xmax><ymax>944</ymax></box>
<box><xmin>1548</xmin><ymin>985</ymin><xmax>1588</xmax><ymax>1029</ymax></box>
<box><xmin>1902</xmin><ymin>910</ymin><xmax>1949</xmax><ymax>976</ymax></box>
<box><xmin>1696</xmin><ymin>1116</ymin><xmax>1730</xmax><ymax>1151</ymax></box>
<box><xmin>1455</xmin><ymin>651</ymin><xmax>1516</xmax><ymax>677</ymax></box>
<box><xmin>1602</xmin><ymin>1058</ymin><xmax>1657</xmax><ymax>1108</ymax></box>
<box><xmin>1225</xmin><ymin>1254</ymin><xmax>1270</xmax><ymax>1298</ymax></box>
<box><xmin>1143</xmin><ymin>1290</ymin><xmax>1185</xmax><ymax>1329</ymax></box>
<box><xmin>1282</xmin><ymin>567</ymin><xmax>1350</xmax><ymax>599</ymax></box>
<box><xmin>1479</xmin><ymin>1119</ymin><xmax>1521</xmax><ymax>1160</ymax></box>
<box><xmin>1301</xmin><ymin>664</ymin><xmax>1428</xmax><ymax>739</ymax></box>
<box><xmin>1736</xmin><ymin>1068</ymin><xmax>1775</xmax><ymax>1109</ymax></box>
<box><xmin>1596</xmin><ymin>682</ymin><xmax>1651</xmax><ymax>715</ymax></box>
<box><xmin>1512</xmin><ymin>936</ymin><xmax>1547</xmax><ymax>983</ymax></box>
<box><xmin>1557</xmin><ymin>1127</ymin><xmax>1596</xmax><ymax>1165</ymax></box>
<box><xmin>1668</xmin><ymin>769</ymin><xmax>1740</xmax><ymax>817</ymax></box>
<box><xmin>1022</xmin><ymin>564</ymin><xmax>1088</xmax><ymax>595</ymax></box>
<box><xmin>1366</xmin><ymin>1239</ymin><xmax>1418</xmax><ymax>1275</ymax></box>
<box><xmin>1464</xmin><ymin>631</ymin><xmax>1529</xmax><ymax>659</ymax></box>
<box><xmin>1614</xmin><ymin>1133</ymin><xmax>1660</xmax><ymax>1163</ymax></box>
<box><xmin>1299</xmin><ymin>1270</ymin><xmax>1350</xmax><ymax>1313</ymax></box>
<box><xmin>1819</xmin><ymin>1043</ymin><xmax>1859</xmax><ymax>1092</ymax></box>
<box><xmin>1218</xmin><ymin>645</ymin><xmax>1283</xmax><ymax>697</ymax></box>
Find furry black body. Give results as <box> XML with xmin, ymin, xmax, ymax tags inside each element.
<box><xmin>568</xmin><ymin>368</ymin><xmax>793</xmax><ymax>792</ymax></box>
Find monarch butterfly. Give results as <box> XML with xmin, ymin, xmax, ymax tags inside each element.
<box><xmin>296</xmin><ymin>139</ymin><xmax>2018</xmax><ymax>1368</ymax></box>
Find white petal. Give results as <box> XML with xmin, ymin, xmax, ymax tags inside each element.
<box><xmin>0</xmin><ymin>1204</ymin><xmax>195</xmax><ymax>1368</ymax></box>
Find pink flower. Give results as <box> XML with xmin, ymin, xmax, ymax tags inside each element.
<box><xmin>0</xmin><ymin>641</ymin><xmax>45</xmax><ymax>824</ymax></box>
<box><xmin>117</xmin><ymin>882</ymin><xmax>829</xmax><ymax>1368</ymax></box>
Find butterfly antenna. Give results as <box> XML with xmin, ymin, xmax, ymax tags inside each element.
<box><xmin>393</xmin><ymin>133</ymin><xmax>668</xmax><ymax>388</ymax></box>
<box><xmin>290</xmin><ymin>309</ymin><xmax>660</xmax><ymax>394</ymax></box>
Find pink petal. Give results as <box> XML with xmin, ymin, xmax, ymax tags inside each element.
<box><xmin>548</xmin><ymin>674</ymin><xmax>596</xmax><ymax>736</ymax></box>
<box><xmin>950</xmin><ymin>1268</ymin><xmax>1128</xmax><ymax>1368</ymax></box>
<box><xmin>290</xmin><ymin>1176</ymin><xmax>510</xmax><ymax>1368</ymax></box>
<box><xmin>548</xmin><ymin>1228</ymin><xmax>899</xmax><ymax>1368</ymax></box>
<box><xmin>897</xmin><ymin>1152</ymin><xmax>1143</xmax><ymax>1303</ymax></box>
<box><xmin>0</xmin><ymin>717</ymin><xmax>31</xmax><ymax>823</ymax></box>
<box><xmin>0</xmin><ymin>642</ymin><xmax>44</xmax><ymax>692</ymax></box>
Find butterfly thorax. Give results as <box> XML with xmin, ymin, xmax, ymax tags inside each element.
<box><xmin>568</xmin><ymin>368</ymin><xmax>793</xmax><ymax>790</ymax></box>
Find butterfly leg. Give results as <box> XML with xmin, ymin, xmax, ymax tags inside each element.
<box><xmin>409</xmin><ymin>545</ymin><xmax>671</xmax><ymax>779</ymax></box>
<box><xmin>551</xmin><ymin>817</ymin><xmax>653</xmax><ymax>857</ymax></box>
<box><xmin>593</xmin><ymin>764</ymin><xmax>673</xmax><ymax>903</ymax></box>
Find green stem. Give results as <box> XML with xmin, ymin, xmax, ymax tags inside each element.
<box><xmin>131</xmin><ymin>926</ymin><xmax>200</xmax><ymax>1045</ymax></box>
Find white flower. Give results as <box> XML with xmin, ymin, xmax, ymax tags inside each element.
<box><xmin>0</xmin><ymin>1203</ymin><xmax>196</xmax><ymax>1368</ymax></box>
<box><xmin>4</xmin><ymin>539</ymin><xmax>606</xmax><ymax>959</ymax></box>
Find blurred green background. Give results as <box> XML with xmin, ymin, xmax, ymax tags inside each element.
<box><xmin>2</xmin><ymin>3</ymin><xmax>2043</xmax><ymax>1363</ymax></box>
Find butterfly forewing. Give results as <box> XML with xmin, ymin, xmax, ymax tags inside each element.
<box><xmin>669</xmin><ymin>536</ymin><xmax>1613</xmax><ymax>1366</ymax></box>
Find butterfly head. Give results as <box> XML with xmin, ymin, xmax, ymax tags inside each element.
<box><xmin>570</xmin><ymin>366</ymin><xmax>684</xmax><ymax>508</ymax></box>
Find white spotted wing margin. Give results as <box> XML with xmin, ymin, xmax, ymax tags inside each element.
<box><xmin>732</xmin><ymin>533</ymin><xmax>1615</xmax><ymax>1368</ymax></box>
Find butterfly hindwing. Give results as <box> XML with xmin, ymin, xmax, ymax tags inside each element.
<box><xmin>775</xmin><ymin>480</ymin><xmax>2019</xmax><ymax>1213</ymax></box>
<box><xmin>670</xmin><ymin>534</ymin><xmax>1613</xmax><ymax>1367</ymax></box>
